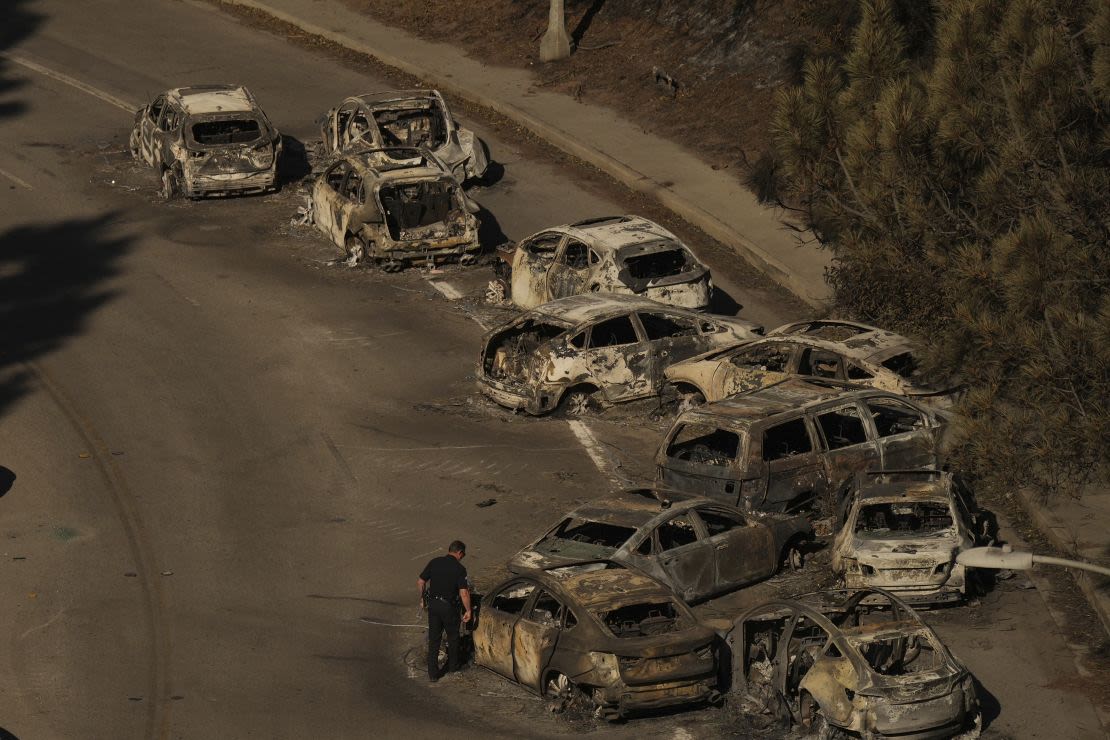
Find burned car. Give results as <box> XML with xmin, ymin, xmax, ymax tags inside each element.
<box><xmin>472</xmin><ymin>561</ymin><xmax>720</xmax><ymax>719</ymax></box>
<box><xmin>665</xmin><ymin>322</ymin><xmax>956</xmax><ymax>411</ymax></box>
<box><xmin>490</xmin><ymin>216</ymin><xmax>713</xmax><ymax>310</ymax></box>
<box><xmin>831</xmin><ymin>471</ymin><xmax>997</xmax><ymax>606</ymax></box>
<box><xmin>656</xmin><ymin>379</ymin><xmax>948</xmax><ymax>514</ymax></box>
<box><xmin>129</xmin><ymin>84</ymin><xmax>281</xmax><ymax>198</ymax></box>
<box><xmin>478</xmin><ymin>294</ymin><xmax>762</xmax><ymax>416</ymax></box>
<box><xmin>509</xmin><ymin>489</ymin><xmax>812</xmax><ymax>603</ymax></box>
<box><xmin>316</xmin><ymin>90</ymin><xmax>488</xmax><ymax>183</ymax></box>
<box><xmin>729</xmin><ymin>589</ymin><xmax>980</xmax><ymax>738</ymax></box>
<box><xmin>305</xmin><ymin>146</ymin><xmax>480</xmax><ymax>270</ymax></box>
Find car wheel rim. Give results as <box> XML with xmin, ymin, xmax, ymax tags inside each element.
<box><xmin>545</xmin><ymin>672</ymin><xmax>572</xmax><ymax>700</ymax></box>
<box><xmin>565</xmin><ymin>392</ymin><xmax>591</xmax><ymax>416</ymax></box>
<box><xmin>677</xmin><ymin>391</ymin><xmax>704</xmax><ymax>414</ymax></box>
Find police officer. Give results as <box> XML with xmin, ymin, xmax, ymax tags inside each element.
<box><xmin>417</xmin><ymin>540</ymin><xmax>471</xmax><ymax>682</ymax></box>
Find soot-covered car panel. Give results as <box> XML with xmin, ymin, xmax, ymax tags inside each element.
<box><xmin>477</xmin><ymin>294</ymin><xmax>762</xmax><ymax>416</ymax></box>
<box><xmin>129</xmin><ymin>84</ymin><xmax>280</xmax><ymax>198</ymax></box>
<box><xmin>317</xmin><ymin>90</ymin><xmax>488</xmax><ymax>183</ymax></box>
<box><xmin>472</xmin><ymin>562</ymin><xmax>719</xmax><ymax>719</ymax></box>
<box><xmin>509</xmin><ymin>489</ymin><xmax>813</xmax><ymax>602</ymax></box>
<box><xmin>496</xmin><ymin>216</ymin><xmax>713</xmax><ymax>310</ymax></box>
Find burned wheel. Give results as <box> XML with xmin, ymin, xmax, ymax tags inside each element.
<box><xmin>675</xmin><ymin>388</ymin><xmax>705</xmax><ymax>415</ymax></box>
<box><xmin>786</xmin><ymin>542</ymin><xmax>805</xmax><ymax>571</ymax></box>
<box><xmin>544</xmin><ymin>671</ymin><xmax>574</xmax><ymax>702</ymax></box>
<box><xmin>484</xmin><ymin>279</ymin><xmax>508</xmax><ymax>304</ymax></box>
<box><xmin>560</xmin><ymin>388</ymin><xmax>598</xmax><ymax>417</ymax></box>
<box><xmin>344</xmin><ymin>236</ymin><xmax>365</xmax><ymax>266</ymax></box>
<box><xmin>160</xmin><ymin>167</ymin><xmax>181</xmax><ymax>200</ymax></box>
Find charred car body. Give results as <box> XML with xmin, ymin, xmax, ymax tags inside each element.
<box><xmin>316</xmin><ymin>90</ymin><xmax>488</xmax><ymax>183</ymax></box>
<box><xmin>831</xmin><ymin>471</ymin><xmax>997</xmax><ymax>606</ymax></box>
<box><xmin>665</xmin><ymin>321</ymin><xmax>955</xmax><ymax>410</ymax></box>
<box><xmin>478</xmin><ymin>294</ymin><xmax>762</xmax><ymax>416</ymax></box>
<box><xmin>491</xmin><ymin>216</ymin><xmax>713</xmax><ymax>310</ymax></box>
<box><xmin>306</xmin><ymin>146</ymin><xmax>480</xmax><ymax>270</ymax></box>
<box><xmin>472</xmin><ymin>561</ymin><xmax>720</xmax><ymax>719</ymax></box>
<box><xmin>129</xmin><ymin>84</ymin><xmax>280</xmax><ymax>198</ymax></box>
<box><xmin>730</xmin><ymin>589</ymin><xmax>980</xmax><ymax>738</ymax></box>
<box><xmin>509</xmin><ymin>489</ymin><xmax>812</xmax><ymax>603</ymax></box>
<box><xmin>656</xmin><ymin>379</ymin><xmax>947</xmax><ymax>514</ymax></box>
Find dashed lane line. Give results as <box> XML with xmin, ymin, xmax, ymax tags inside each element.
<box><xmin>567</xmin><ymin>419</ymin><xmax>616</xmax><ymax>482</ymax></box>
<box><xmin>0</xmin><ymin>166</ymin><xmax>33</xmax><ymax>190</ymax></box>
<box><xmin>3</xmin><ymin>53</ymin><xmax>136</xmax><ymax>113</ymax></box>
<box><xmin>425</xmin><ymin>278</ymin><xmax>463</xmax><ymax>301</ymax></box>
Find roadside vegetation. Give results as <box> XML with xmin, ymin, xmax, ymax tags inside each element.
<box><xmin>763</xmin><ymin>0</ymin><xmax>1110</xmax><ymax>503</ymax></box>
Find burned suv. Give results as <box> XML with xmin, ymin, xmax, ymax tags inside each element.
<box><xmin>490</xmin><ymin>216</ymin><xmax>713</xmax><ymax>310</ymax></box>
<box><xmin>316</xmin><ymin>90</ymin><xmax>488</xmax><ymax>183</ymax></box>
<box><xmin>656</xmin><ymin>379</ymin><xmax>947</xmax><ymax>514</ymax></box>
<box><xmin>473</xmin><ymin>561</ymin><xmax>720</xmax><ymax>720</ymax></box>
<box><xmin>478</xmin><ymin>295</ymin><xmax>762</xmax><ymax>416</ymax></box>
<box><xmin>831</xmin><ymin>471</ymin><xmax>997</xmax><ymax>605</ymax></box>
<box><xmin>305</xmin><ymin>147</ymin><xmax>480</xmax><ymax>270</ymax></box>
<box><xmin>129</xmin><ymin>85</ymin><xmax>281</xmax><ymax>198</ymax></box>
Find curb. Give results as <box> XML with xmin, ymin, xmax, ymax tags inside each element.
<box><xmin>1015</xmin><ymin>489</ymin><xmax>1110</xmax><ymax>639</ymax></box>
<box><xmin>210</xmin><ymin>0</ymin><xmax>827</xmax><ymax>310</ymax></box>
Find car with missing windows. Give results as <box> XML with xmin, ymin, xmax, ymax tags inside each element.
<box><xmin>655</xmin><ymin>379</ymin><xmax>948</xmax><ymax>514</ymax></box>
<box><xmin>728</xmin><ymin>588</ymin><xmax>980</xmax><ymax>738</ymax></box>
<box><xmin>129</xmin><ymin>84</ymin><xmax>281</xmax><ymax>199</ymax></box>
<box><xmin>304</xmin><ymin>146</ymin><xmax>480</xmax><ymax>270</ymax></box>
<box><xmin>472</xmin><ymin>560</ymin><xmax>720</xmax><ymax>720</ymax></box>
<box><xmin>487</xmin><ymin>216</ymin><xmax>714</xmax><ymax>310</ymax></box>
<box><xmin>315</xmin><ymin>90</ymin><xmax>488</xmax><ymax>183</ymax></box>
<box><xmin>664</xmin><ymin>319</ymin><xmax>956</xmax><ymax>412</ymax></box>
<box><xmin>831</xmin><ymin>471</ymin><xmax>997</xmax><ymax>606</ymax></box>
<box><xmin>478</xmin><ymin>294</ymin><xmax>762</xmax><ymax>416</ymax></box>
<box><xmin>508</xmin><ymin>489</ymin><xmax>812</xmax><ymax>603</ymax></box>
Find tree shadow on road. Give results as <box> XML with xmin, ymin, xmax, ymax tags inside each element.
<box><xmin>0</xmin><ymin>0</ymin><xmax>45</xmax><ymax>121</ymax></box>
<box><xmin>0</xmin><ymin>727</ymin><xmax>20</xmax><ymax>740</ymax></box>
<box><xmin>0</xmin><ymin>214</ymin><xmax>131</xmax><ymax>420</ymax></box>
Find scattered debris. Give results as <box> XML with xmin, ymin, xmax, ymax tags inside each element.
<box><xmin>652</xmin><ymin>66</ymin><xmax>680</xmax><ymax>97</ymax></box>
<box><xmin>476</xmin><ymin>498</ymin><xmax>498</xmax><ymax>508</ymax></box>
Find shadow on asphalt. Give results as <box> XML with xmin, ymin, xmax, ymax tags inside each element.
<box><xmin>477</xmin><ymin>205</ymin><xmax>509</xmax><ymax>253</ymax></box>
<box><xmin>0</xmin><ymin>214</ymin><xmax>131</xmax><ymax>419</ymax></box>
<box><xmin>476</xmin><ymin>160</ymin><xmax>504</xmax><ymax>188</ymax></box>
<box><xmin>0</xmin><ymin>0</ymin><xmax>45</xmax><ymax>121</ymax></box>
<box><xmin>0</xmin><ymin>466</ymin><xmax>14</xmax><ymax>498</ymax></box>
<box><xmin>709</xmin><ymin>286</ymin><xmax>742</xmax><ymax>317</ymax></box>
<box><xmin>277</xmin><ymin>134</ymin><xmax>312</xmax><ymax>188</ymax></box>
<box><xmin>0</xmin><ymin>727</ymin><xmax>20</xmax><ymax>740</ymax></box>
<box><xmin>976</xmin><ymin>675</ymin><xmax>1001</xmax><ymax>730</ymax></box>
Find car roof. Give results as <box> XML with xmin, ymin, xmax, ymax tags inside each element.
<box><xmin>339</xmin><ymin>146</ymin><xmax>450</xmax><ymax>181</ymax></box>
<box><xmin>679</xmin><ymin>378</ymin><xmax>874</xmax><ymax>428</ymax></box>
<box><xmin>348</xmin><ymin>89</ymin><xmax>442</xmax><ymax>107</ymax></box>
<box><xmin>555</xmin><ymin>216</ymin><xmax>681</xmax><ymax>254</ymax></box>
<box><xmin>855</xmin><ymin>470</ymin><xmax>953</xmax><ymax>503</ymax></box>
<box><xmin>570</xmin><ymin>489</ymin><xmax>724</xmax><ymax>529</ymax></box>
<box><xmin>170</xmin><ymin>85</ymin><xmax>256</xmax><ymax>115</ymax></box>
<box><xmin>747</xmin><ymin>334</ymin><xmax>915</xmax><ymax>365</ymax></box>
<box><xmin>528</xmin><ymin>293</ymin><xmax>684</xmax><ymax>325</ymax></box>
<box><xmin>541</xmin><ymin>564</ymin><xmax>676</xmax><ymax>610</ymax></box>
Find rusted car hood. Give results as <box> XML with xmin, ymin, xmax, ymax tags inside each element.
<box><xmin>589</xmin><ymin>624</ymin><xmax>717</xmax><ymax>659</ymax></box>
<box><xmin>509</xmin><ymin>545</ymin><xmax>612</xmax><ymax>573</ymax></box>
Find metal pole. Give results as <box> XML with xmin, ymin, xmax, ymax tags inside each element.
<box><xmin>540</xmin><ymin>0</ymin><xmax>571</xmax><ymax>62</ymax></box>
<box><xmin>1033</xmin><ymin>555</ymin><xmax>1110</xmax><ymax>578</ymax></box>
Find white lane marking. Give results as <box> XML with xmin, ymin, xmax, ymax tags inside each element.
<box><xmin>426</xmin><ymin>279</ymin><xmax>462</xmax><ymax>301</ymax></box>
<box><xmin>567</xmin><ymin>420</ymin><xmax>610</xmax><ymax>477</ymax></box>
<box><xmin>3</xmin><ymin>53</ymin><xmax>136</xmax><ymax>113</ymax></box>
<box><xmin>0</xmin><ymin>166</ymin><xmax>33</xmax><ymax>190</ymax></box>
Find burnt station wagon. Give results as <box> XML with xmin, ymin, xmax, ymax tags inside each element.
<box><xmin>656</xmin><ymin>379</ymin><xmax>948</xmax><ymax>514</ymax></box>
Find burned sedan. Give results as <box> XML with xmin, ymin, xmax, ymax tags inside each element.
<box><xmin>656</xmin><ymin>379</ymin><xmax>947</xmax><ymax>514</ymax></box>
<box><xmin>472</xmin><ymin>561</ymin><xmax>720</xmax><ymax>719</ymax></box>
<box><xmin>729</xmin><ymin>589</ymin><xmax>980</xmax><ymax>738</ymax></box>
<box><xmin>509</xmin><ymin>489</ymin><xmax>812</xmax><ymax>603</ymax></box>
<box><xmin>831</xmin><ymin>471</ymin><xmax>997</xmax><ymax>606</ymax></box>
<box><xmin>478</xmin><ymin>294</ymin><xmax>762</xmax><ymax>416</ymax></box>
<box><xmin>316</xmin><ymin>90</ymin><xmax>488</xmax><ymax>183</ymax></box>
<box><xmin>490</xmin><ymin>216</ymin><xmax>713</xmax><ymax>310</ymax></box>
<box><xmin>305</xmin><ymin>146</ymin><xmax>480</xmax><ymax>270</ymax></box>
<box><xmin>665</xmin><ymin>322</ymin><xmax>956</xmax><ymax>411</ymax></box>
<box><xmin>129</xmin><ymin>84</ymin><xmax>281</xmax><ymax>198</ymax></box>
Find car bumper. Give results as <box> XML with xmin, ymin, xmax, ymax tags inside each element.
<box><xmin>477</xmin><ymin>377</ymin><xmax>559</xmax><ymax>415</ymax></box>
<box><xmin>186</xmin><ymin>167</ymin><xmax>275</xmax><ymax>197</ymax></box>
<box><xmin>375</xmin><ymin>234</ymin><xmax>480</xmax><ymax>262</ymax></box>
<box><xmin>868</xmin><ymin>692</ymin><xmax>972</xmax><ymax>739</ymax></box>
<box><xmin>842</xmin><ymin>574</ymin><xmax>966</xmax><ymax>606</ymax></box>
<box><xmin>597</xmin><ymin>677</ymin><xmax>717</xmax><ymax>717</ymax></box>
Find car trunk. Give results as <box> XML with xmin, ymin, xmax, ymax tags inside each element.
<box><xmin>616</xmin><ymin>241</ymin><xmax>707</xmax><ymax>292</ymax></box>
<box><xmin>186</xmin><ymin>116</ymin><xmax>272</xmax><ymax>174</ymax></box>
<box><xmin>377</xmin><ymin>179</ymin><xmax>463</xmax><ymax>241</ymax></box>
<box><xmin>371</xmin><ymin>101</ymin><xmax>448</xmax><ymax>150</ymax></box>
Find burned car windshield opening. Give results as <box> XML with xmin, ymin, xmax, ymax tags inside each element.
<box><xmin>373</xmin><ymin>106</ymin><xmax>447</xmax><ymax>149</ymax></box>
<box><xmin>666</xmin><ymin>423</ymin><xmax>741</xmax><ymax>466</ymax></box>
<box><xmin>599</xmin><ymin>602</ymin><xmax>685</xmax><ymax>638</ymax></box>
<box><xmin>856</xmin><ymin>501</ymin><xmax>953</xmax><ymax>535</ymax></box>
<box><xmin>881</xmin><ymin>352</ymin><xmax>920</xmax><ymax>380</ymax></box>
<box><xmin>379</xmin><ymin>181</ymin><xmax>455</xmax><ymax>237</ymax></box>
<box><xmin>547</xmin><ymin>518</ymin><xmax>635</xmax><ymax>549</ymax></box>
<box><xmin>853</xmin><ymin>631</ymin><xmax>945</xmax><ymax>676</ymax></box>
<box><xmin>484</xmin><ymin>320</ymin><xmax>566</xmax><ymax>379</ymax></box>
<box><xmin>621</xmin><ymin>247</ymin><xmax>694</xmax><ymax>280</ymax></box>
<box><xmin>191</xmin><ymin>119</ymin><xmax>261</xmax><ymax>145</ymax></box>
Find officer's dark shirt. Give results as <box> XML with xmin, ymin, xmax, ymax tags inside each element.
<box><xmin>420</xmin><ymin>555</ymin><xmax>468</xmax><ymax>602</ymax></box>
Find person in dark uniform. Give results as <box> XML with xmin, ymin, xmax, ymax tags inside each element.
<box><xmin>417</xmin><ymin>540</ymin><xmax>471</xmax><ymax>682</ymax></box>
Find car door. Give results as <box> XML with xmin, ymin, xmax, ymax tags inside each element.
<box><xmin>635</xmin><ymin>311</ymin><xmax>705</xmax><ymax>393</ymax></box>
<box><xmin>510</xmin><ymin>232</ymin><xmax>565</xmax><ymax>309</ymax></box>
<box><xmin>797</xmin><ymin>347</ymin><xmax>847</xmax><ymax>381</ymax></box>
<box><xmin>650</xmin><ymin>512</ymin><xmax>715</xmax><ymax>601</ymax></box>
<box><xmin>582</xmin><ymin>313</ymin><xmax>653</xmax><ymax>401</ymax></box>
<box><xmin>312</xmin><ymin>161</ymin><xmax>351</xmax><ymax>247</ymax></box>
<box><xmin>512</xmin><ymin>589</ymin><xmax>565</xmax><ymax>691</ymax></box>
<box><xmin>154</xmin><ymin>103</ymin><xmax>182</xmax><ymax>170</ymax></box>
<box><xmin>546</xmin><ymin>238</ymin><xmax>593</xmax><ymax>299</ymax></box>
<box><xmin>694</xmin><ymin>506</ymin><xmax>775</xmax><ymax>590</ymax></box>
<box><xmin>658</xmin><ymin>421</ymin><xmax>746</xmax><ymax>504</ymax></box>
<box><xmin>473</xmin><ymin>580</ymin><xmax>536</xmax><ymax>679</ymax></box>
<box><xmin>864</xmin><ymin>396</ymin><xmax>938</xmax><ymax>469</ymax></box>
<box><xmin>813</xmin><ymin>402</ymin><xmax>881</xmax><ymax>502</ymax></box>
<box><xmin>713</xmin><ymin>341</ymin><xmax>795</xmax><ymax>399</ymax></box>
<box><xmin>757</xmin><ymin>416</ymin><xmax>827</xmax><ymax>513</ymax></box>
<box><xmin>139</xmin><ymin>94</ymin><xmax>167</xmax><ymax>166</ymax></box>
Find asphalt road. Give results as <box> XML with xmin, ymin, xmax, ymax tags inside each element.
<box><xmin>0</xmin><ymin>1</ymin><xmax>1104</xmax><ymax>738</ymax></box>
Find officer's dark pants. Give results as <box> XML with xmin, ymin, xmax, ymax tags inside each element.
<box><xmin>427</xmin><ymin>598</ymin><xmax>460</xmax><ymax>679</ymax></box>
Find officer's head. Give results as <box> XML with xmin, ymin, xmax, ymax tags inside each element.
<box><xmin>448</xmin><ymin>540</ymin><xmax>466</xmax><ymax>560</ymax></box>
